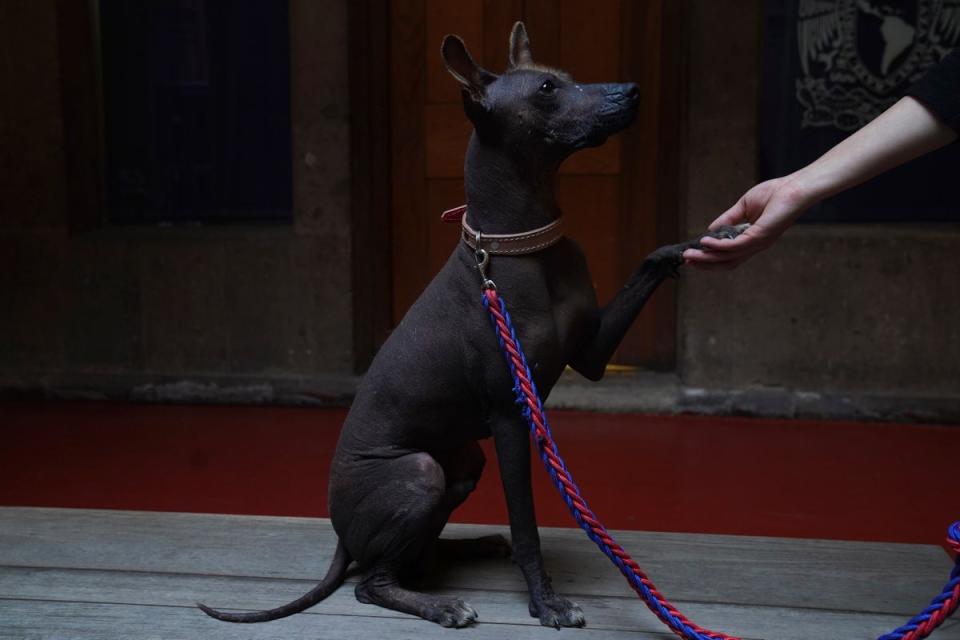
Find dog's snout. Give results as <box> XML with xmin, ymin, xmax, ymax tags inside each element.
<box><xmin>600</xmin><ymin>83</ymin><xmax>639</xmax><ymax>106</ymax></box>
<box><xmin>615</xmin><ymin>83</ymin><xmax>639</xmax><ymax>104</ymax></box>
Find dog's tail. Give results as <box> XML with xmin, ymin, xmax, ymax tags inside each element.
<box><xmin>197</xmin><ymin>540</ymin><xmax>351</xmax><ymax>623</ymax></box>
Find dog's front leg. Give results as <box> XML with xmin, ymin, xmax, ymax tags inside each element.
<box><xmin>569</xmin><ymin>225</ymin><xmax>747</xmax><ymax>380</ymax></box>
<box><xmin>491</xmin><ymin>413</ymin><xmax>585</xmax><ymax>628</ymax></box>
<box><xmin>568</xmin><ymin>251</ymin><xmax>672</xmax><ymax>381</ymax></box>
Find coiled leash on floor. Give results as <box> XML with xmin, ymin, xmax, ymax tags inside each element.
<box><xmin>473</xmin><ymin>240</ymin><xmax>960</xmax><ymax>640</ymax></box>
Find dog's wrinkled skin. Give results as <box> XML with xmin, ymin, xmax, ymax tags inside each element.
<box><xmin>199</xmin><ymin>22</ymin><xmax>744</xmax><ymax>629</ymax></box>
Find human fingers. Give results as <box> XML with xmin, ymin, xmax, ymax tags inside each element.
<box><xmin>682</xmin><ymin>246</ymin><xmax>753</xmax><ymax>264</ymax></box>
<box><xmin>699</xmin><ymin>233</ymin><xmax>754</xmax><ymax>251</ymax></box>
<box><xmin>707</xmin><ymin>199</ymin><xmax>749</xmax><ymax>231</ymax></box>
<box><xmin>683</xmin><ymin>232</ymin><xmax>775</xmax><ymax>265</ymax></box>
<box><xmin>683</xmin><ymin>256</ymin><xmax>745</xmax><ymax>271</ymax></box>
<box><xmin>698</xmin><ymin>224</ymin><xmax>771</xmax><ymax>252</ymax></box>
<box><xmin>706</xmin><ymin>179</ymin><xmax>781</xmax><ymax>231</ymax></box>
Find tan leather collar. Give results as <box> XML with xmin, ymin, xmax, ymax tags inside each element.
<box><xmin>461</xmin><ymin>215</ymin><xmax>564</xmax><ymax>255</ymax></box>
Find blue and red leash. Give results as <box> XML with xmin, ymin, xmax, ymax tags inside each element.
<box><xmin>481</xmin><ymin>286</ymin><xmax>960</xmax><ymax>640</ymax></box>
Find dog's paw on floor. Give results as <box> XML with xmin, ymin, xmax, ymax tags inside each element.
<box><xmin>429</xmin><ymin>598</ymin><xmax>479</xmax><ymax>628</ymax></box>
<box><xmin>530</xmin><ymin>594</ymin><xmax>586</xmax><ymax>629</ymax></box>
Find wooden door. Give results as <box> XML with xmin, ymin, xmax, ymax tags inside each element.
<box><xmin>389</xmin><ymin>0</ymin><xmax>685</xmax><ymax>368</ymax></box>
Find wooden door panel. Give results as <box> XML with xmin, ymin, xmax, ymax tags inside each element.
<box><xmin>390</xmin><ymin>0</ymin><xmax>428</xmax><ymax>325</ymax></box>
<box><xmin>426</xmin><ymin>178</ymin><xmax>465</xmax><ymax>274</ymax></box>
<box><xmin>425</xmin><ymin>103</ymin><xmax>471</xmax><ymax>178</ymax></box>
<box><xmin>559</xmin><ymin>0</ymin><xmax>621</xmax><ymax>82</ymax></box>
<box><xmin>557</xmin><ymin>175</ymin><xmax>620</xmax><ymax>305</ymax></box>
<box><xmin>523</xmin><ymin>0</ymin><xmax>561</xmax><ymax>65</ymax></box>
<box><xmin>482</xmin><ymin>0</ymin><xmax>525</xmax><ymax>73</ymax></box>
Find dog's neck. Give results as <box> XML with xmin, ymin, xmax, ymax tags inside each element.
<box><xmin>463</xmin><ymin>133</ymin><xmax>562</xmax><ymax>235</ymax></box>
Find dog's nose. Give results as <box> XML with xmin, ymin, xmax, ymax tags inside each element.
<box><xmin>603</xmin><ymin>83</ymin><xmax>639</xmax><ymax>105</ymax></box>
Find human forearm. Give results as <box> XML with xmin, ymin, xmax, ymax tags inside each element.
<box><xmin>684</xmin><ymin>96</ymin><xmax>957</xmax><ymax>268</ymax></box>
<box><xmin>787</xmin><ymin>96</ymin><xmax>957</xmax><ymax>207</ymax></box>
<box><xmin>685</xmin><ymin>50</ymin><xmax>958</xmax><ymax>269</ymax></box>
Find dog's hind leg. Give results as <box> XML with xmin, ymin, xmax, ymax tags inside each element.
<box><xmin>349</xmin><ymin>451</ymin><xmax>479</xmax><ymax>628</ymax></box>
<box><xmin>356</xmin><ymin>569</ymin><xmax>478</xmax><ymax>628</ymax></box>
<box><xmin>431</xmin><ymin>442</ymin><xmax>512</xmax><ymax>563</ymax></box>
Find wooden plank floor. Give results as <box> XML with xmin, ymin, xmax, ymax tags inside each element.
<box><xmin>0</xmin><ymin>508</ymin><xmax>957</xmax><ymax>640</ymax></box>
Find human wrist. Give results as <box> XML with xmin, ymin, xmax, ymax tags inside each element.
<box><xmin>775</xmin><ymin>171</ymin><xmax>821</xmax><ymax>221</ymax></box>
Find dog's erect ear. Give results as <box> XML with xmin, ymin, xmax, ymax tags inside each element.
<box><xmin>441</xmin><ymin>35</ymin><xmax>497</xmax><ymax>101</ymax></box>
<box><xmin>508</xmin><ymin>21</ymin><xmax>533</xmax><ymax>68</ymax></box>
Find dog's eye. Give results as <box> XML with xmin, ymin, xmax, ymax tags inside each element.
<box><xmin>538</xmin><ymin>79</ymin><xmax>557</xmax><ymax>95</ymax></box>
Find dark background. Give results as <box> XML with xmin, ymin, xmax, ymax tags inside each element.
<box><xmin>101</xmin><ymin>0</ymin><xmax>292</xmax><ymax>223</ymax></box>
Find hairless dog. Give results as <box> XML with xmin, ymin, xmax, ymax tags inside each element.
<box><xmin>199</xmin><ymin>21</ymin><xmax>744</xmax><ymax>629</ymax></box>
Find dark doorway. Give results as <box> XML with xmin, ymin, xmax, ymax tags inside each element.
<box><xmin>100</xmin><ymin>0</ymin><xmax>293</xmax><ymax>224</ymax></box>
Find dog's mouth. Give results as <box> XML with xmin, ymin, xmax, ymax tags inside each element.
<box><xmin>576</xmin><ymin>85</ymin><xmax>640</xmax><ymax>148</ymax></box>
<box><xmin>577</xmin><ymin>131</ymin><xmax>610</xmax><ymax>149</ymax></box>
<box><xmin>576</xmin><ymin>103</ymin><xmax>639</xmax><ymax>149</ymax></box>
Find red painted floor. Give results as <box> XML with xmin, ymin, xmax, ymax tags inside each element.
<box><xmin>1</xmin><ymin>400</ymin><xmax>957</xmax><ymax>545</ymax></box>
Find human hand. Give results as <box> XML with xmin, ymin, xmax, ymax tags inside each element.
<box><xmin>682</xmin><ymin>176</ymin><xmax>812</xmax><ymax>269</ymax></box>
<box><xmin>682</xmin><ymin>95</ymin><xmax>957</xmax><ymax>270</ymax></box>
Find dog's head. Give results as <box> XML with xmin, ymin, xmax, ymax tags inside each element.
<box><xmin>441</xmin><ymin>22</ymin><xmax>639</xmax><ymax>163</ymax></box>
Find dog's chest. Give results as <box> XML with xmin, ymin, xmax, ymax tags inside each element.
<box><xmin>500</xmin><ymin>267</ymin><xmax>595</xmax><ymax>387</ymax></box>
<box><xmin>549</xmin><ymin>280</ymin><xmax>595</xmax><ymax>364</ymax></box>
<box><xmin>546</xmin><ymin>245</ymin><xmax>598</xmax><ymax>365</ymax></box>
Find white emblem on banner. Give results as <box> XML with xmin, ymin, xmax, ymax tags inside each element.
<box><xmin>796</xmin><ymin>0</ymin><xmax>960</xmax><ymax>130</ymax></box>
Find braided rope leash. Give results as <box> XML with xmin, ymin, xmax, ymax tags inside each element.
<box><xmin>481</xmin><ymin>287</ymin><xmax>960</xmax><ymax>640</ymax></box>
<box><xmin>877</xmin><ymin>522</ymin><xmax>960</xmax><ymax>640</ymax></box>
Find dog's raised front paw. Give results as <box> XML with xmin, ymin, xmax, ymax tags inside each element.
<box><xmin>529</xmin><ymin>594</ymin><xmax>585</xmax><ymax>629</ymax></box>
<box><xmin>707</xmin><ymin>223</ymin><xmax>750</xmax><ymax>240</ymax></box>
<box><xmin>646</xmin><ymin>222</ymin><xmax>752</xmax><ymax>277</ymax></box>
<box><xmin>643</xmin><ymin>245</ymin><xmax>685</xmax><ymax>278</ymax></box>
